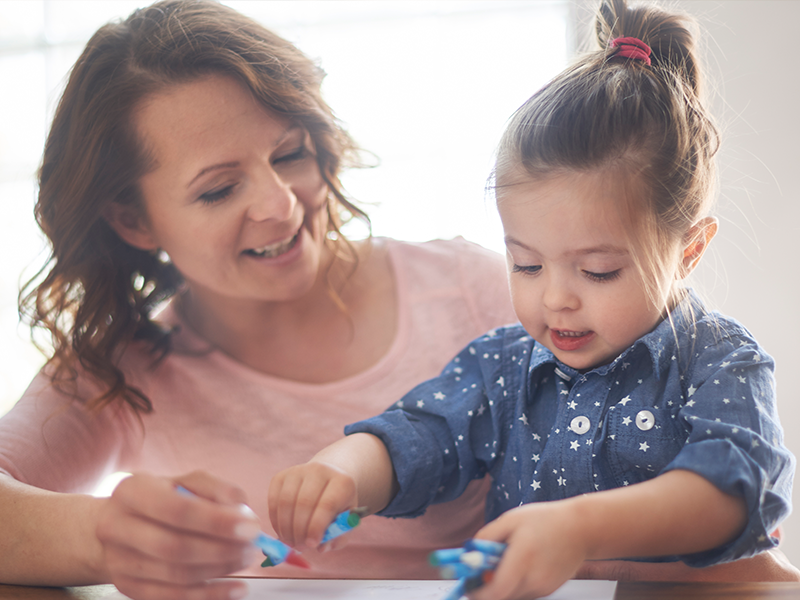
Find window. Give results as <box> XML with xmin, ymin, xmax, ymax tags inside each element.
<box><xmin>0</xmin><ymin>0</ymin><xmax>570</xmax><ymax>416</ymax></box>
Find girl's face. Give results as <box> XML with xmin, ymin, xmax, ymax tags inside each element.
<box><xmin>117</xmin><ymin>74</ymin><xmax>330</xmax><ymax>307</ymax></box>
<box><xmin>498</xmin><ymin>170</ymin><xmax>681</xmax><ymax>372</ymax></box>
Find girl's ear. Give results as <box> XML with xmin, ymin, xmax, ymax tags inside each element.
<box><xmin>680</xmin><ymin>216</ymin><xmax>718</xmax><ymax>277</ymax></box>
<box><xmin>103</xmin><ymin>202</ymin><xmax>159</xmax><ymax>251</ymax></box>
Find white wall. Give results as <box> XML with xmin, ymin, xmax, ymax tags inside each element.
<box><xmin>605</xmin><ymin>0</ymin><xmax>800</xmax><ymax>565</ymax></box>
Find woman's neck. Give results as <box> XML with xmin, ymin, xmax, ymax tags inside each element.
<box><xmin>175</xmin><ymin>237</ymin><xmax>398</xmax><ymax>384</ymax></box>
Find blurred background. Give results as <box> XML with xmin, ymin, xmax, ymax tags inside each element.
<box><xmin>1</xmin><ymin>0</ymin><xmax>798</xmax><ymax>566</ymax></box>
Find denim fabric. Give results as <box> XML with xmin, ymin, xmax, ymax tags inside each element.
<box><xmin>345</xmin><ymin>291</ymin><xmax>795</xmax><ymax>566</ymax></box>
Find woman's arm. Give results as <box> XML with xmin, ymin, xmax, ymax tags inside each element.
<box><xmin>268</xmin><ymin>433</ymin><xmax>398</xmax><ymax>549</ymax></box>
<box><xmin>0</xmin><ymin>473</ymin><xmax>106</xmax><ymax>585</ymax></box>
<box><xmin>470</xmin><ymin>469</ymin><xmax>746</xmax><ymax>600</ymax></box>
<box><xmin>0</xmin><ymin>471</ymin><xmax>262</xmax><ymax>600</ymax></box>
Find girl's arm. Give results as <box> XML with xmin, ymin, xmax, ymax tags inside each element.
<box><xmin>268</xmin><ymin>433</ymin><xmax>398</xmax><ymax>549</ymax></box>
<box><xmin>0</xmin><ymin>471</ymin><xmax>262</xmax><ymax>600</ymax></box>
<box><xmin>470</xmin><ymin>469</ymin><xmax>746</xmax><ymax>600</ymax></box>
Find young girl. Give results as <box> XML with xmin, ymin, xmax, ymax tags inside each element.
<box><xmin>268</xmin><ymin>1</ymin><xmax>795</xmax><ymax>598</ymax></box>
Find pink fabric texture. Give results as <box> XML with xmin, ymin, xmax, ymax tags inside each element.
<box><xmin>0</xmin><ymin>237</ymin><xmax>517</xmax><ymax>579</ymax></box>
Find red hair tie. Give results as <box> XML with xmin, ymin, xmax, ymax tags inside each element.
<box><xmin>610</xmin><ymin>36</ymin><xmax>651</xmax><ymax>66</ymax></box>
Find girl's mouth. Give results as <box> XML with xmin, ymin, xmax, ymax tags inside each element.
<box><xmin>550</xmin><ymin>329</ymin><xmax>595</xmax><ymax>352</ymax></box>
<box><xmin>244</xmin><ymin>232</ymin><xmax>300</xmax><ymax>258</ymax></box>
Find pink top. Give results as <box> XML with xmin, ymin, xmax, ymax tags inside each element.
<box><xmin>0</xmin><ymin>237</ymin><xmax>517</xmax><ymax>579</ymax></box>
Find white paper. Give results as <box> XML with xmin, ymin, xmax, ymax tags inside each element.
<box><xmin>102</xmin><ymin>578</ymin><xmax>616</xmax><ymax>600</ymax></box>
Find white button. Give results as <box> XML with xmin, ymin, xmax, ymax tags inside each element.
<box><xmin>570</xmin><ymin>416</ymin><xmax>591</xmax><ymax>434</ymax></box>
<box><xmin>636</xmin><ymin>410</ymin><xmax>655</xmax><ymax>431</ymax></box>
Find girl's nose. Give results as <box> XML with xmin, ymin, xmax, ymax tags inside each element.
<box><xmin>247</xmin><ymin>168</ymin><xmax>297</xmax><ymax>222</ymax></box>
<box><xmin>542</xmin><ymin>274</ymin><xmax>580</xmax><ymax>312</ymax></box>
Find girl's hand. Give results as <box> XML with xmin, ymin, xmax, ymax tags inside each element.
<box><xmin>268</xmin><ymin>461</ymin><xmax>357</xmax><ymax>551</ymax></box>
<box><xmin>468</xmin><ymin>499</ymin><xmax>590</xmax><ymax>600</ymax></box>
<box><xmin>95</xmin><ymin>471</ymin><xmax>261</xmax><ymax>600</ymax></box>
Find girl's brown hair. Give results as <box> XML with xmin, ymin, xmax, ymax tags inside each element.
<box><xmin>494</xmin><ymin>0</ymin><xmax>719</xmax><ymax>311</ymax></box>
<box><xmin>19</xmin><ymin>0</ymin><xmax>368</xmax><ymax>413</ymax></box>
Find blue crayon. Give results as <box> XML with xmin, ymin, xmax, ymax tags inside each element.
<box><xmin>439</xmin><ymin>562</ymin><xmax>484</xmax><ymax>581</ymax></box>
<box><xmin>429</xmin><ymin>547</ymin><xmax>465</xmax><ymax>566</ymax></box>
<box><xmin>464</xmin><ymin>539</ymin><xmax>507</xmax><ymax>557</ymax></box>
<box><xmin>320</xmin><ymin>510</ymin><xmax>362</xmax><ymax>544</ymax></box>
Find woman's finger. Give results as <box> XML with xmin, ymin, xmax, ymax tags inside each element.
<box><xmin>112</xmin><ymin>574</ymin><xmax>250</xmax><ymax>600</ymax></box>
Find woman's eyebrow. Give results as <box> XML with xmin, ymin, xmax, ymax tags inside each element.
<box><xmin>186</xmin><ymin>125</ymin><xmax>305</xmax><ymax>188</ymax></box>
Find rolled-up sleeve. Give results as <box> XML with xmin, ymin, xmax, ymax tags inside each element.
<box><xmin>664</xmin><ymin>335</ymin><xmax>794</xmax><ymax>566</ymax></box>
<box><xmin>345</xmin><ymin>329</ymin><xmax>514</xmax><ymax>518</ymax></box>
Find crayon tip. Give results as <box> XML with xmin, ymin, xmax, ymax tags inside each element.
<box><xmin>260</xmin><ymin>556</ymin><xmax>275</xmax><ymax>568</ymax></box>
<box><xmin>284</xmin><ymin>551</ymin><xmax>311</xmax><ymax>569</ymax></box>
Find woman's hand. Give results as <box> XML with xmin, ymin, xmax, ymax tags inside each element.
<box><xmin>466</xmin><ymin>499</ymin><xmax>590</xmax><ymax>600</ymax></box>
<box><xmin>268</xmin><ymin>461</ymin><xmax>357</xmax><ymax>551</ymax></box>
<box><xmin>95</xmin><ymin>471</ymin><xmax>261</xmax><ymax>600</ymax></box>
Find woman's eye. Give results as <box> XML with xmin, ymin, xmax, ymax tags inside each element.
<box><xmin>273</xmin><ymin>146</ymin><xmax>308</xmax><ymax>164</ymax></box>
<box><xmin>584</xmin><ymin>269</ymin><xmax>622</xmax><ymax>282</ymax></box>
<box><xmin>199</xmin><ymin>184</ymin><xmax>236</xmax><ymax>204</ymax></box>
<box><xmin>511</xmin><ymin>264</ymin><xmax>542</xmax><ymax>275</ymax></box>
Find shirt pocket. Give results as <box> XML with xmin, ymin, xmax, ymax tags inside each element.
<box><xmin>603</xmin><ymin>406</ymin><xmax>687</xmax><ymax>487</ymax></box>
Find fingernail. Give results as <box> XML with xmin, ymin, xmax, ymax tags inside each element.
<box><xmin>238</xmin><ymin>503</ymin><xmax>257</xmax><ymax>518</ymax></box>
<box><xmin>228</xmin><ymin>582</ymin><xmax>249</xmax><ymax>600</ymax></box>
<box><xmin>234</xmin><ymin>520</ymin><xmax>261</xmax><ymax>541</ymax></box>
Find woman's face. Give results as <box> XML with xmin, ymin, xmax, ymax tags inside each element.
<box><xmin>124</xmin><ymin>74</ymin><xmax>330</xmax><ymax>307</ymax></box>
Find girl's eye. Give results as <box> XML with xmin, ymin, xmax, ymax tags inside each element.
<box><xmin>584</xmin><ymin>269</ymin><xmax>621</xmax><ymax>283</ymax></box>
<box><xmin>199</xmin><ymin>184</ymin><xmax>236</xmax><ymax>204</ymax></box>
<box><xmin>273</xmin><ymin>146</ymin><xmax>308</xmax><ymax>164</ymax></box>
<box><xmin>511</xmin><ymin>264</ymin><xmax>542</xmax><ymax>275</ymax></box>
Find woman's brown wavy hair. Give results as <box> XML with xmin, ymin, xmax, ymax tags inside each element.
<box><xmin>19</xmin><ymin>0</ymin><xmax>368</xmax><ymax>414</ymax></box>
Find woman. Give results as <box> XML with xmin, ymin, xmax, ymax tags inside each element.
<box><xmin>0</xmin><ymin>2</ymin><xmax>514</xmax><ymax>599</ymax></box>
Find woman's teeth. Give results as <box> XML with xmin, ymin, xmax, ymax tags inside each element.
<box><xmin>246</xmin><ymin>234</ymin><xmax>298</xmax><ymax>258</ymax></box>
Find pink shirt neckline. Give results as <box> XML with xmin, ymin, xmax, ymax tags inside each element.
<box><xmin>157</xmin><ymin>237</ymin><xmax>411</xmax><ymax>396</ymax></box>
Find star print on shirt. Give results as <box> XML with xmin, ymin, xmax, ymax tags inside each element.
<box><xmin>640</xmin><ymin>442</ymin><xmax>649</xmax><ymax>452</ymax></box>
<box><xmin>518</xmin><ymin>414</ymin><xmax>529</xmax><ymax>426</ymax></box>
<box><xmin>434</xmin><ymin>391</ymin><xmax>446</xmax><ymax>400</ymax></box>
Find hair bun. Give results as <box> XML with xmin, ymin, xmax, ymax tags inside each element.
<box><xmin>595</xmin><ymin>0</ymin><xmax>702</xmax><ymax>96</ymax></box>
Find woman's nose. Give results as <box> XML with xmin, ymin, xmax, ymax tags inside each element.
<box><xmin>542</xmin><ymin>274</ymin><xmax>580</xmax><ymax>312</ymax></box>
<box><xmin>246</xmin><ymin>168</ymin><xmax>297</xmax><ymax>222</ymax></box>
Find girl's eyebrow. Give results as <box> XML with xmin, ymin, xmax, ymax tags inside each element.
<box><xmin>185</xmin><ymin>124</ymin><xmax>305</xmax><ymax>188</ymax></box>
<box><xmin>504</xmin><ymin>236</ymin><xmax>628</xmax><ymax>257</ymax></box>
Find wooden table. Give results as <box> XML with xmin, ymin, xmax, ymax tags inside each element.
<box><xmin>2</xmin><ymin>579</ymin><xmax>800</xmax><ymax>600</ymax></box>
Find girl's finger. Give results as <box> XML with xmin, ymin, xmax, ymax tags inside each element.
<box><xmin>291</xmin><ymin>473</ymin><xmax>332</xmax><ymax>547</ymax></box>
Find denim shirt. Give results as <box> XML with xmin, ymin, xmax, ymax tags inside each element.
<box><xmin>346</xmin><ymin>292</ymin><xmax>795</xmax><ymax>566</ymax></box>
